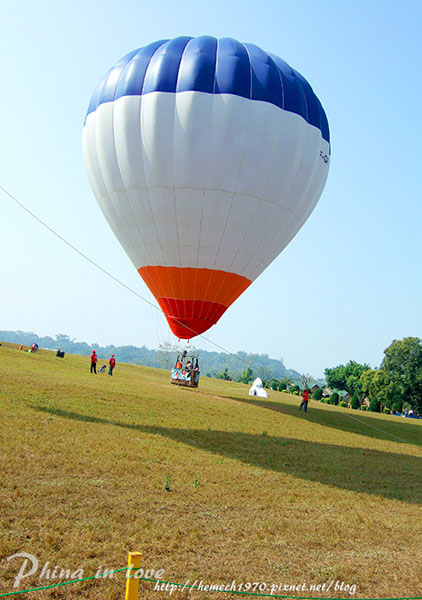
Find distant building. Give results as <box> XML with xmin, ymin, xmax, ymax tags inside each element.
<box><xmin>322</xmin><ymin>387</ymin><xmax>351</xmax><ymax>404</ymax></box>
<box><xmin>287</xmin><ymin>379</ymin><xmax>303</xmax><ymax>392</ymax></box>
<box><xmin>337</xmin><ymin>390</ymin><xmax>352</xmax><ymax>403</ymax></box>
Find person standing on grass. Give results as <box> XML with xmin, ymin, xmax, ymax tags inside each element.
<box><xmin>108</xmin><ymin>354</ymin><xmax>116</xmax><ymax>376</ymax></box>
<box><xmin>90</xmin><ymin>350</ymin><xmax>98</xmax><ymax>374</ymax></box>
<box><xmin>299</xmin><ymin>388</ymin><xmax>309</xmax><ymax>412</ymax></box>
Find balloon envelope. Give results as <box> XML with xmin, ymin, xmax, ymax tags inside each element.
<box><xmin>83</xmin><ymin>36</ymin><xmax>330</xmax><ymax>339</ymax></box>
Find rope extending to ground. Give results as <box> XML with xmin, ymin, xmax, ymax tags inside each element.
<box><xmin>0</xmin><ymin>184</ymin><xmax>254</xmax><ymax>369</ymax></box>
<box><xmin>0</xmin><ymin>566</ymin><xmax>129</xmax><ymax>597</ymax></box>
<box><xmin>1</xmin><ymin>569</ymin><xmax>421</xmax><ymax>600</ymax></box>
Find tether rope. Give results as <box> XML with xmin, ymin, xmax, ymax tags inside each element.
<box><xmin>2</xmin><ymin>184</ymin><xmax>418</xmax><ymax>446</ymax></box>
<box><xmin>0</xmin><ymin>566</ymin><xmax>128</xmax><ymax>597</ymax></box>
<box><xmin>2</xmin><ymin>191</ymin><xmax>419</xmax><ymax>599</ymax></box>
<box><xmin>0</xmin><ymin>569</ymin><xmax>421</xmax><ymax>600</ymax></box>
<box><xmin>0</xmin><ymin>184</ymin><xmax>256</xmax><ymax>370</ymax></box>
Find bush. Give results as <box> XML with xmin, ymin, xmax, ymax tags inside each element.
<box><xmin>312</xmin><ymin>388</ymin><xmax>323</xmax><ymax>400</ymax></box>
<box><xmin>369</xmin><ymin>398</ymin><xmax>380</xmax><ymax>412</ymax></box>
<box><xmin>351</xmin><ymin>393</ymin><xmax>360</xmax><ymax>410</ymax></box>
<box><xmin>383</xmin><ymin>407</ymin><xmax>391</xmax><ymax>414</ymax></box>
<box><xmin>292</xmin><ymin>390</ymin><xmax>299</xmax><ymax>395</ymax></box>
<box><xmin>360</xmin><ymin>405</ymin><xmax>367</xmax><ymax>411</ymax></box>
<box><xmin>339</xmin><ymin>401</ymin><xmax>348</xmax><ymax>408</ymax></box>
<box><xmin>324</xmin><ymin>398</ymin><xmax>331</xmax><ymax>404</ymax></box>
<box><xmin>329</xmin><ymin>392</ymin><xmax>340</xmax><ymax>405</ymax></box>
<box><xmin>278</xmin><ymin>382</ymin><xmax>287</xmax><ymax>391</ymax></box>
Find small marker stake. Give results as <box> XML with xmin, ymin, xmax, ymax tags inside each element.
<box><xmin>125</xmin><ymin>552</ymin><xmax>142</xmax><ymax>600</ymax></box>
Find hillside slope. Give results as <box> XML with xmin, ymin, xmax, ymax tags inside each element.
<box><xmin>0</xmin><ymin>330</ymin><xmax>302</xmax><ymax>380</ymax></box>
<box><xmin>0</xmin><ymin>342</ymin><xmax>421</xmax><ymax>598</ymax></box>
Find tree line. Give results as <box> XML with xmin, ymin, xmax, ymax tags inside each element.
<box><xmin>215</xmin><ymin>365</ymin><xmax>314</xmax><ymax>393</ymax></box>
<box><xmin>325</xmin><ymin>337</ymin><xmax>422</xmax><ymax>414</ymax></box>
<box><xmin>3</xmin><ymin>331</ymin><xmax>419</xmax><ymax>413</ymax></box>
<box><xmin>0</xmin><ymin>331</ymin><xmax>300</xmax><ymax>382</ymax></box>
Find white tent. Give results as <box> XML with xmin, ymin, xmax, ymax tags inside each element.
<box><xmin>248</xmin><ymin>377</ymin><xmax>269</xmax><ymax>398</ymax></box>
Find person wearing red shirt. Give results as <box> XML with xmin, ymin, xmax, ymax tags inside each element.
<box><xmin>299</xmin><ymin>389</ymin><xmax>309</xmax><ymax>412</ymax></box>
<box><xmin>108</xmin><ymin>355</ymin><xmax>116</xmax><ymax>376</ymax></box>
<box><xmin>90</xmin><ymin>350</ymin><xmax>98</xmax><ymax>374</ymax></box>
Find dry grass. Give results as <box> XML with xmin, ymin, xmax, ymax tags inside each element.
<box><xmin>0</xmin><ymin>342</ymin><xmax>421</xmax><ymax>599</ymax></box>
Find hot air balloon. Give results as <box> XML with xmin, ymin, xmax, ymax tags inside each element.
<box><xmin>83</xmin><ymin>36</ymin><xmax>330</xmax><ymax>339</ymax></box>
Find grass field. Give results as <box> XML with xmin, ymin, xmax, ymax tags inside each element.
<box><xmin>0</xmin><ymin>342</ymin><xmax>421</xmax><ymax>599</ymax></box>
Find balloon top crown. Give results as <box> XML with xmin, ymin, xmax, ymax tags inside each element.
<box><xmin>85</xmin><ymin>35</ymin><xmax>329</xmax><ymax>144</ymax></box>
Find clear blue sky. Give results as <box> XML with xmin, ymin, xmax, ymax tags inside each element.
<box><xmin>1</xmin><ymin>0</ymin><xmax>421</xmax><ymax>378</ymax></box>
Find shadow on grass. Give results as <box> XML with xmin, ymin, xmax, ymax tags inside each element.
<box><xmin>225</xmin><ymin>395</ymin><xmax>422</xmax><ymax>447</ymax></box>
<box><xmin>31</xmin><ymin>404</ymin><xmax>422</xmax><ymax>504</ymax></box>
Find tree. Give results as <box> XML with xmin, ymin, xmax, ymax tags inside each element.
<box><xmin>299</xmin><ymin>373</ymin><xmax>313</xmax><ymax>390</ymax></box>
<box><xmin>238</xmin><ymin>366</ymin><xmax>254</xmax><ymax>384</ymax></box>
<box><xmin>256</xmin><ymin>366</ymin><xmax>274</xmax><ymax>382</ymax></box>
<box><xmin>360</xmin><ymin>369</ymin><xmax>376</xmax><ymax>398</ymax></box>
<box><xmin>268</xmin><ymin>379</ymin><xmax>280</xmax><ymax>390</ymax></box>
<box><xmin>351</xmin><ymin>393</ymin><xmax>360</xmax><ymax>410</ymax></box>
<box><xmin>381</xmin><ymin>337</ymin><xmax>422</xmax><ymax>413</ymax></box>
<box><xmin>392</xmin><ymin>398</ymin><xmax>404</xmax><ymax>413</ymax></box>
<box><xmin>360</xmin><ymin>368</ymin><xmax>399</xmax><ymax>411</ymax></box>
<box><xmin>218</xmin><ymin>367</ymin><xmax>231</xmax><ymax>380</ymax></box>
<box><xmin>55</xmin><ymin>333</ymin><xmax>74</xmax><ymax>344</ymax></box>
<box><xmin>277</xmin><ymin>377</ymin><xmax>289</xmax><ymax>391</ymax></box>
<box><xmin>325</xmin><ymin>360</ymin><xmax>370</xmax><ymax>398</ymax></box>
<box><xmin>369</xmin><ymin>397</ymin><xmax>380</xmax><ymax>412</ymax></box>
<box><xmin>157</xmin><ymin>342</ymin><xmax>178</xmax><ymax>369</ymax></box>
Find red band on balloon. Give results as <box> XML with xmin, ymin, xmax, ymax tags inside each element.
<box><xmin>157</xmin><ymin>298</ymin><xmax>227</xmax><ymax>338</ymax></box>
<box><xmin>137</xmin><ymin>265</ymin><xmax>251</xmax><ymax>337</ymax></box>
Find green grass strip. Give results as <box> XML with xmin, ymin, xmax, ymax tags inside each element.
<box><xmin>138</xmin><ymin>577</ymin><xmax>422</xmax><ymax>600</ymax></box>
<box><xmin>1</xmin><ymin>571</ymin><xmax>422</xmax><ymax>599</ymax></box>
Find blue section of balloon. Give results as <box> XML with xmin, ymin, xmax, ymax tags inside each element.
<box><xmin>86</xmin><ymin>36</ymin><xmax>330</xmax><ymax>144</ymax></box>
